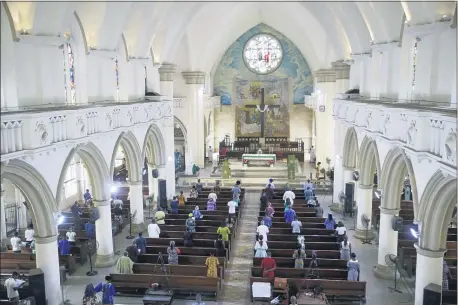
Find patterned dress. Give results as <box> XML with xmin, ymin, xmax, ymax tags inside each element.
<box><xmin>207</xmin><ymin>200</ymin><xmax>216</xmax><ymax>211</ymax></box>
<box><xmin>205</xmin><ymin>256</ymin><xmax>219</xmax><ymax>277</ymax></box>
<box><xmin>340</xmin><ymin>242</ymin><xmax>351</xmax><ymax>261</ymax></box>
<box><xmin>293</xmin><ymin>250</ymin><xmax>306</xmax><ymax>268</ymax></box>
<box><xmin>347</xmin><ymin>260</ymin><xmax>360</xmax><ymax>281</ymax></box>
<box><xmin>167</xmin><ymin>247</ymin><xmax>179</xmax><ymax>265</ymax></box>
<box><xmin>443</xmin><ymin>262</ymin><xmax>451</xmax><ymax>290</ymax></box>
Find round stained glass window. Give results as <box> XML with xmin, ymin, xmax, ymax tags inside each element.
<box><xmin>243</xmin><ymin>34</ymin><xmax>283</xmax><ymax>75</ymax></box>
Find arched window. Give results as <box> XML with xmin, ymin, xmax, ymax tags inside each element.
<box><xmin>115</xmin><ymin>57</ymin><xmax>120</xmax><ymax>101</ymax></box>
<box><xmin>411</xmin><ymin>41</ymin><xmax>418</xmax><ymax>92</ymax></box>
<box><xmin>67</xmin><ymin>44</ymin><xmax>76</xmax><ymax>104</ymax></box>
<box><xmin>243</xmin><ymin>34</ymin><xmax>283</xmax><ymax>75</ymax></box>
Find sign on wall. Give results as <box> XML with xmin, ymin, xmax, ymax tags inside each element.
<box><xmin>319</xmin><ymin>105</ymin><xmax>326</xmax><ymax>112</ymax></box>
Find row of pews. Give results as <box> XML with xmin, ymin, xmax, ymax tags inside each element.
<box><xmin>250</xmin><ymin>189</ymin><xmax>367</xmax><ymax>303</ymax></box>
<box><xmin>109</xmin><ymin>186</ymin><xmax>244</xmax><ymax>301</ymax></box>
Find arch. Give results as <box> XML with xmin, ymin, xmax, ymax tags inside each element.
<box><xmin>0</xmin><ymin>160</ymin><xmax>57</xmax><ymax>238</ymax></box>
<box><xmin>358</xmin><ymin>136</ymin><xmax>382</xmax><ymax>186</ymax></box>
<box><xmin>110</xmin><ymin>131</ymin><xmax>143</xmax><ymax>183</ymax></box>
<box><xmin>173</xmin><ymin>116</ymin><xmax>187</xmax><ymax>140</ymax></box>
<box><xmin>73</xmin><ymin>11</ymin><xmax>89</xmax><ymax>55</ymax></box>
<box><xmin>418</xmin><ymin>171</ymin><xmax>457</xmax><ymax>251</ymax></box>
<box><xmin>121</xmin><ymin>34</ymin><xmax>129</xmax><ymax>62</ymax></box>
<box><xmin>379</xmin><ymin>147</ymin><xmax>419</xmax><ymax>218</ymax></box>
<box><xmin>1</xmin><ymin>2</ymin><xmax>19</xmax><ymax>42</ymax></box>
<box><xmin>342</xmin><ymin>127</ymin><xmax>359</xmax><ymax>168</ymax></box>
<box><xmin>56</xmin><ymin>143</ymin><xmax>111</xmax><ymax>204</ymax></box>
<box><xmin>142</xmin><ymin>123</ymin><xmax>166</xmax><ymax>166</ymax></box>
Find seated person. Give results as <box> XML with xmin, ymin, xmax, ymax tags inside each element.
<box><xmin>183</xmin><ymin>228</ymin><xmax>193</xmax><ymax>247</ymax></box>
<box><xmin>335</xmin><ymin>222</ymin><xmax>347</xmax><ymax>242</ymax></box>
<box><xmin>58</xmin><ymin>236</ymin><xmax>71</xmax><ymax>255</ymax></box>
<box><xmin>208</xmin><ymin>189</ymin><xmax>217</xmax><ymax>201</ymax></box>
<box><xmin>192</xmin><ymin>206</ymin><xmax>203</xmax><ymax>219</ymax></box>
<box><xmin>195</xmin><ymin>179</ymin><xmax>203</xmax><ymax>194</ymax></box>
<box><xmin>83</xmin><ymin>189</ymin><xmax>92</xmax><ymax>204</ymax></box>
<box><xmin>315</xmin><ymin>202</ymin><xmax>324</xmax><ymax>218</ymax></box>
<box><xmin>189</xmin><ymin>186</ymin><xmax>198</xmax><ymax>198</ymax></box>
<box><xmin>170</xmin><ymin>196</ymin><xmax>179</xmax><ymax>214</ymax></box>
<box><xmin>207</xmin><ymin>198</ymin><xmax>216</xmax><ymax>211</ymax></box>
<box><xmin>155</xmin><ymin>207</ymin><xmax>166</xmax><ymax>225</ymax></box>
<box><xmin>112</xmin><ymin>196</ymin><xmax>123</xmax><ymax>208</ymax></box>
<box><xmin>186</xmin><ymin>214</ymin><xmax>196</xmax><ymax>233</ymax></box>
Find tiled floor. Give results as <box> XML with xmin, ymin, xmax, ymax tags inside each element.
<box><xmin>64</xmin><ymin>164</ymin><xmax>415</xmax><ymax>304</ymax></box>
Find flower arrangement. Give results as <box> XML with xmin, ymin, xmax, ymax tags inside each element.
<box><xmin>243</xmin><ymin>159</ymin><xmax>249</xmax><ymax>165</ymax></box>
<box><xmin>268</xmin><ymin>160</ymin><xmax>275</xmax><ymax>165</ymax></box>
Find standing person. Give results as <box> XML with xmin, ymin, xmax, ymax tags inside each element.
<box><xmin>170</xmin><ymin>196</ymin><xmax>179</xmax><ymax>214</ymax></box>
<box><xmin>284</xmin><ymin>198</ymin><xmax>292</xmax><ymax>212</ymax></box>
<box><xmin>304</xmin><ymin>186</ymin><xmax>314</xmax><ymax>203</ymax></box>
<box><xmin>265</xmin><ymin>186</ymin><xmax>274</xmax><ymax>202</ymax></box>
<box><xmin>266</xmin><ymin>202</ymin><xmax>275</xmax><ymax>217</ymax></box>
<box><xmin>116</xmin><ymin>252</ymin><xmax>134</xmax><ymax>274</ymax></box>
<box><xmin>217</xmin><ymin>222</ymin><xmax>231</xmax><ymax>242</ymax></box>
<box><xmin>266</xmin><ymin>178</ymin><xmax>275</xmax><ymax>190</ymax></box>
<box><xmin>207</xmin><ymin>146</ymin><xmax>213</xmax><ymax>162</ymax></box>
<box><xmin>11</xmin><ymin>232</ymin><xmax>22</xmax><ymax>253</ymax></box>
<box><xmin>208</xmin><ymin>189</ymin><xmax>217</xmax><ymax>202</ymax></box>
<box><xmin>84</xmin><ymin>221</ymin><xmax>95</xmax><ymax>239</ymax></box>
<box><xmin>324</xmin><ymin>213</ymin><xmax>336</xmax><ymax>230</ymax></box>
<box><xmin>58</xmin><ymin>236</ymin><xmax>71</xmax><ymax>255</ymax></box>
<box><xmin>315</xmin><ymin>202</ymin><xmax>324</xmax><ymax>218</ymax></box>
<box><xmin>227</xmin><ymin>199</ymin><xmax>237</xmax><ymax>224</ymax></box>
<box><xmin>195</xmin><ymin>179</ymin><xmax>203</xmax><ymax>194</ymax></box>
<box><xmin>254</xmin><ymin>235</ymin><xmax>268</xmax><ymax>258</ymax></box>
<box><xmin>283</xmin><ymin>188</ymin><xmax>295</xmax><ymax>206</ymax></box>
<box><xmin>207</xmin><ymin>198</ymin><xmax>216</xmax><ymax>211</ymax></box>
<box><xmin>114</xmin><ymin>202</ymin><xmax>124</xmax><ymax>226</ymax></box>
<box><xmin>112</xmin><ymin>196</ymin><xmax>123</xmax><ymax>208</ymax></box>
<box><xmin>183</xmin><ymin>227</ymin><xmax>193</xmax><ymax>247</ymax></box>
<box><xmin>205</xmin><ymin>252</ymin><xmax>219</xmax><ymax>278</ymax></box>
<box><xmin>262</xmin><ymin>213</ymin><xmax>272</xmax><ymax>228</ymax></box>
<box><xmin>214</xmin><ymin>181</ymin><xmax>221</xmax><ymax>195</ymax></box>
<box><xmin>84</xmin><ymin>189</ymin><xmax>92</xmax><ymax>205</ymax></box>
<box><xmin>178</xmin><ymin>191</ymin><xmax>186</xmax><ymax>206</ymax></box>
<box><xmin>443</xmin><ymin>260</ymin><xmax>451</xmax><ymax>290</ymax></box>
<box><xmin>260</xmin><ymin>188</ymin><xmax>268</xmax><ymax>210</ymax></box>
<box><xmin>126</xmin><ymin>240</ymin><xmax>139</xmax><ymax>263</ymax></box>
<box><xmin>134</xmin><ymin>232</ymin><xmax>146</xmax><ymax>254</ymax></box>
<box><xmin>214</xmin><ymin>234</ymin><xmax>226</xmax><ymax>257</ymax></box>
<box><xmin>285</xmin><ymin>206</ymin><xmax>296</xmax><ymax>224</ymax></box>
<box><xmin>155</xmin><ymin>206</ymin><xmax>166</xmax><ymax>225</ymax></box>
<box><xmin>71</xmin><ymin>201</ymin><xmax>82</xmax><ymax>230</ymax></box>
<box><xmin>24</xmin><ymin>225</ymin><xmax>35</xmax><ymax>248</ymax></box>
<box><xmin>167</xmin><ymin>241</ymin><xmax>179</xmax><ymax>265</ymax></box>
<box><xmin>307</xmin><ymin>196</ymin><xmax>317</xmax><ymax>207</ymax></box>
<box><xmin>309</xmin><ymin>146</ymin><xmax>316</xmax><ymax>163</ymax></box>
<box><xmin>192</xmin><ymin>206</ymin><xmax>203</xmax><ymax>220</ymax></box>
<box><xmin>186</xmin><ymin>214</ymin><xmax>196</xmax><ymax>233</ymax></box>
<box><xmin>335</xmin><ymin>222</ymin><xmax>347</xmax><ymax>243</ymax></box>
<box><xmin>256</xmin><ymin>220</ymin><xmax>269</xmax><ymax>242</ymax></box>
<box><xmin>340</xmin><ymin>237</ymin><xmax>351</xmax><ymax>261</ymax></box>
<box><xmin>260</xmin><ymin>251</ymin><xmax>276</xmax><ymax>278</ymax></box>
<box><xmin>4</xmin><ymin>272</ymin><xmax>25</xmax><ymax>303</ymax></box>
<box><xmin>293</xmin><ymin>245</ymin><xmax>306</xmax><ymax>268</ymax></box>
<box><xmin>82</xmin><ymin>283</ymin><xmax>100</xmax><ymax>305</ymax></box>
<box><xmin>148</xmin><ymin>219</ymin><xmax>161</xmax><ymax>238</ymax></box>
<box><xmin>189</xmin><ymin>186</ymin><xmax>198</xmax><ymax>198</ymax></box>
<box><xmin>95</xmin><ymin>276</ymin><xmax>116</xmax><ymax>304</ymax></box>
<box><xmin>291</xmin><ymin>216</ymin><xmax>302</xmax><ymax>234</ymax></box>
<box><xmin>347</xmin><ymin>253</ymin><xmax>360</xmax><ymax>281</ymax></box>
<box><xmin>66</xmin><ymin>227</ymin><xmax>77</xmax><ymax>246</ymax></box>
<box><xmin>232</xmin><ymin>181</ymin><xmax>241</xmax><ymax>204</ymax></box>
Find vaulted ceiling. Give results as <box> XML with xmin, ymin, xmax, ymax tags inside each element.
<box><xmin>4</xmin><ymin>1</ymin><xmax>456</xmax><ymax>72</ymax></box>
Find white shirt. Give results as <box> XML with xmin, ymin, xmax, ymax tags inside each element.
<box><xmin>10</xmin><ymin>237</ymin><xmax>22</xmax><ymax>252</ymax></box>
<box><xmin>66</xmin><ymin>231</ymin><xmax>76</xmax><ymax>242</ymax></box>
<box><xmin>24</xmin><ymin>229</ymin><xmax>35</xmax><ymax>242</ymax></box>
<box><xmin>336</xmin><ymin>227</ymin><xmax>347</xmax><ymax>235</ymax></box>
<box><xmin>208</xmin><ymin>193</ymin><xmax>218</xmax><ymax>201</ymax></box>
<box><xmin>227</xmin><ymin>201</ymin><xmax>237</xmax><ymax>214</ymax></box>
<box><xmin>113</xmin><ymin>199</ymin><xmax>123</xmax><ymax>207</ymax></box>
<box><xmin>266</xmin><ymin>183</ymin><xmax>275</xmax><ymax>189</ymax></box>
<box><xmin>283</xmin><ymin>191</ymin><xmax>295</xmax><ymax>204</ymax></box>
<box><xmin>148</xmin><ymin>223</ymin><xmax>161</xmax><ymax>238</ymax></box>
<box><xmin>256</xmin><ymin>225</ymin><xmax>269</xmax><ymax>241</ymax></box>
<box><xmin>4</xmin><ymin>278</ymin><xmax>21</xmax><ymax>299</ymax></box>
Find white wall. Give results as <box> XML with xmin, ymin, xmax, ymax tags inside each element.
<box><xmin>289</xmin><ymin>105</ymin><xmax>313</xmax><ymax>147</ymax></box>
<box><xmin>214</xmin><ymin>105</ymin><xmax>235</xmax><ymax>147</ymax></box>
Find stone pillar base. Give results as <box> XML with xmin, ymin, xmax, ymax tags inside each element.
<box><xmin>330</xmin><ymin>202</ymin><xmax>343</xmax><ymax>213</ymax></box>
<box><xmin>373</xmin><ymin>263</ymin><xmax>397</xmax><ymax>280</ymax></box>
<box><xmin>131</xmin><ymin>222</ymin><xmax>146</xmax><ymax>234</ymax></box>
<box><xmin>354</xmin><ymin>228</ymin><xmax>375</xmax><ymax>241</ymax></box>
<box><xmin>185</xmin><ymin>163</ymin><xmax>194</xmax><ymax>176</ymax></box>
<box><xmin>95</xmin><ymin>253</ymin><xmax>117</xmax><ymax>268</ymax></box>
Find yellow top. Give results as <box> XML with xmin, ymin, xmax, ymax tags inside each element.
<box><xmin>217</xmin><ymin>227</ymin><xmax>231</xmax><ymax>241</ymax></box>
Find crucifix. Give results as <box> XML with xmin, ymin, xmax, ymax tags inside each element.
<box><xmin>244</xmin><ymin>88</ymin><xmax>281</xmax><ymax>137</ymax></box>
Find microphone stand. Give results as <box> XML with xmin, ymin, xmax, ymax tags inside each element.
<box><xmin>126</xmin><ymin>211</ymin><xmax>137</xmax><ymax>239</ymax></box>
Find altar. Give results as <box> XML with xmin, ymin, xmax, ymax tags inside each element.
<box><xmin>242</xmin><ymin>153</ymin><xmax>276</xmax><ymax>167</ymax></box>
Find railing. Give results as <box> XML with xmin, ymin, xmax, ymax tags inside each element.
<box><xmin>1</xmin><ymin>98</ymin><xmax>173</xmax><ymax>157</ymax></box>
<box><xmin>173</xmin><ymin>98</ymin><xmax>185</xmax><ymax>109</ymax></box>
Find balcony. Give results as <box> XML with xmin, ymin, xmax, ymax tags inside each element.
<box><xmin>0</xmin><ymin>97</ymin><xmax>173</xmax><ymax>158</ymax></box>
<box><xmin>173</xmin><ymin>95</ymin><xmax>221</xmax><ymax>110</ymax></box>
<box><xmin>333</xmin><ymin>95</ymin><xmax>457</xmax><ymax>167</ymax></box>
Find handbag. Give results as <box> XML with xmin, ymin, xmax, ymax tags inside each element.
<box><xmin>176</xmin><ymin>247</ymin><xmax>181</xmax><ymax>255</ymax></box>
<box><xmin>274</xmin><ymin>277</ymin><xmax>287</xmax><ymax>289</ymax></box>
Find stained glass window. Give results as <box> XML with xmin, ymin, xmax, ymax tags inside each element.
<box><xmin>62</xmin><ymin>46</ymin><xmax>67</xmax><ymax>101</ymax></box>
<box><xmin>67</xmin><ymin>44</ymin><xmax>76</xmax><ymax>104</ymax></box>
<box><xmin>115</xmin><ymin>57</ymin><xmax>120</xmax><ymax>101</ymax></box>
<box><xmin>411</xmin><ymin>41</ymin><xmax>418</xmax><ymax>92</ymax></box>
<box><xmin>243</xmin><ymin>34</ymin><xmax>283</xmax><ymax>75</ymax></box>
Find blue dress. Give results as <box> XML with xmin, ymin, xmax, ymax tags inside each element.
<box><xmin>285</xmin><ymin>209</ymin><xmax>296</xmax><ymax>224</ymax></box>
<box><xmin>263</xmin><ymin>216</ymin><xmax>272</xmax><ymax>228</ymax></box>
<box><xmin>95</xmin><ymin>282</ymin><xmax>116</xmax><ymax>304</ymax></box>
<box><xmin>170</xmin><ymin>200</ymin><xmax>179</xmax><ymax>214</ymax></box>
<box><xmin>135</xmin><ymin>237</ymin><xmax>146</xmax><ymax>254</ymax></box>
<box><xmin>347</xmin><ymin>260</ymin><xmax>360</xmax><ymax>281</ymax></box>
<box><xmin>324</xmin><ymin>219</ymin><xmax>336</xmax><ymax>230</ymax></box>
<box><xmin>193</xmin><ymin>209</ymin><xmax>203</xmax><ymax>219</ymax></box>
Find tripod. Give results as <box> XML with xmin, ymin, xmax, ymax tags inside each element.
<box><xmin>152</xmin><ymin>252</ymin><xmax>172</xmax><ymax>293</ymax></box>
<box><xmin>305</xmin><ymin>258</ymin><xmax>319</xmax><ymax>279</ymax></box>
<box><xmin>126</xmin><ymin>211</ymin><xmax>137</xmax><ymax>239</ymax></box>
<box><xmin>388</xmin><ymin>265</ymin><xmax>402</xmax><ymax>293</ymax></box>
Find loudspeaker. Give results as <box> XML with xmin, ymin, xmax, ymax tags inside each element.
<box><xmin>158</xmin><ymin>179</ymin><xmax>167</xmax><ymax>209</ymax></box>
<box><xmin>344</xmin><ymin>183</ymin><xmax>355</xmax><ymax>215</ymax></box>
<box><xmin>391</xmin><ymin>216</ymin><xmax>404</xmax><ymax>231</ymax></box>
<box><xmin>423</xmin><ymin>283</ymin><xmax>442</xmax><ymax>305</ymax></box>
<box><xmin>28</xmin><ymin>268</ymin><xmax>46</xmax><ymax>305</ymax></box>
<box><xmin>152</xmin><ymin>169</ymin><xmax>159</xmax><ymax>178</ymax></box>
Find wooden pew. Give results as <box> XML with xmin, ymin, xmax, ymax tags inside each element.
<box><xmin>138</xmin><ymin>254</ymin><xmax>226</xmax><ymax>268</ymax></box>
<box><xmin>267</xmin><ymin>249</ymin><xmax>340</xmax><ymax>259</ymax></box>
<box><xmin>133</xmin><ymin>263</ymin><xmax>224</xmax><ymax>283</ymax></box>
<box><xmin>145</xmin><ymin>246</ymin><xmax>228</xmax><ymax>265</ymax></box>
<box><xmin>251</xmin><ymin>267</ymin><xmax>347</xmax><ymax>279</ymax></box>
<box><xmin>145</xmin><ymin>238</ymin><xmax>232</xmax><ymax>260</ymax></box>
<box><xmin>252</xmin><ymin>257</ymin><xmax>348</xmax><ymax>269</ymax></box>
<box><xmin>267</xmin><ymin>241</ymin><xmax>339</xmax><ymax>251</ymax></box>
<box><xmin>0</xmin><ymin>252</ymin><xmax>77</xmax><ymax>275</ymax></box>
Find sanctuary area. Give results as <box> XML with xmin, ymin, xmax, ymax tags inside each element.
<box><xmin>0</xmin><ymin>2</ymin><xmax>457</xmax><ymax>305</ymax></box>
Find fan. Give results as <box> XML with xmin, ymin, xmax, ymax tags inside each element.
<box><xmin>126</xmin><ymin>210</ymin><xmax>137</xmax><ymax>239</ymax></box>
<box><xmin>385</xmin><ymin>254</ymin><xmax>402</xmax><ymax>293</ymax></box>
<box><xmin>338</xmin><ymin>192</ymin><xmax>346</xmax><ymax>204</ymax></box>
<box><xmin>86</xmin><ymin>239</ymin><xmax>99</xmax><ymax>276</ymax></box>
<box><xmin>360</xmin><ymin>214</ymin><xmax>372</xmax><ymax>244</ymax></box>
<box><xmin>353</xmin><ymin>170</ymin><xmax>360</xmax><ymax>181</ymax></box>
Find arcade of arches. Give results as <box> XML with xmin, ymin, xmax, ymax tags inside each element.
<box><xmin>0</xmin><ymin>2</ymin><xmax>457</xmax><ymax>305</ymax></box>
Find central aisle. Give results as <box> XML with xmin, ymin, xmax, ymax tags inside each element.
<box><xmin>219</xmin><ymin>191</ymin><xmax>260</xmax><ymax>305</ymax></box>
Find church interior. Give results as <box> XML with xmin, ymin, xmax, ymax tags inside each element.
<box><xmin>0</xmin><ymin>2</ymin><xmax>457</xmax><ymax>305</ymax></box>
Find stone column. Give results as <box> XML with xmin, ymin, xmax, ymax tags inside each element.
<box><xmin>156</xmin><ymin>165</ymin><xmax>167</xmax><ymax>201</ymax></box>
<box><xmin>92</xmin><ymin>199</ymin><xmax>116</xmax><ymax>267</ymax></box>
<box><xmin>332</xmin><ymin>156</ymin><xmax>343</xmax><ymax>204</ymax></box>
<box><xmin>35</xmin><ymin>236</ymin><xmax>62</xmax><ymax>305</ymax></box>
<box><xmin>374</xmin><ymin>207</ymin><xmax>399</xmax><ymax>279</ymax></box>
<box><xmin>331</xmin><ymin>167</ymin><xmax>354</xmax><ymax>211</ymax></box>
<box><xmin>74</xmin><ymin>155</ymin><xmax>84</xmax><ymax>201</ymax></box>
<box><xmin>0</xmin><ymin>180</ymin><xmax>7</xmax><ymax>243</ymax></box>
<box><xmin>414</xmin><ymin>245</ymin><xmax>445</xmax><ymax>305</ymax></box>
<box><xmin>354</xmin><ymin>184</ymin><xmax>375</xmax><ymax>240</ymax></box>
<box><xmin>15</xmin><ymin>188</ymin><xmax>27</xmax><ymax>229</ymax></box>
<box><xmin>147</xmin><ymin>163</ymin><xmax>157</xmax><ymax>202</ymax></box>
<box><xmin>129</xmin><ymin>181</ymin><xmax>145</xmax><ymax>232</ymax></box>
<box><xmin>182</xmin><ymin>71</ymin><xmax>206</xmax><ymax>169</ymax></box>
<box><xmin>314</xmin><ymin>69</ymin><xmax>336</xmax><ymax>165</ymax></box>
<box><xmin>158</xmin><ymin>63</ymin><xmax>176</xmax><ymax>199</ymax></box>
<box><xmin>332</xmin><ymin>60</ymin><xmax>350</xmax><ymax>93</ymax></box>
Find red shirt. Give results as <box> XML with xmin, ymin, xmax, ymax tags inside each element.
<box><xmin>261</xmin><ymin>257</ymin><xmax>276</xmax><ymax>278</ymax></box>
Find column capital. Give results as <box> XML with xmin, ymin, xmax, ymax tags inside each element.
<box><xmin>35</xmin><ymin>235</ymin><xmax>58</xmax><ymax>244</ymax></box>
<box><xmin>182</xmin><ymin>71</ymin><xmax>205</xmax><ymax>85</ymax></box>
<box><xmin>414</xmin><ymin>243</ymin><xmax>447</xmax><ymax>258</ymax></box>
<box><xmin>379</xmin><ymin>207</ymin><xmax>399</xmax><ymax>215</ymax></box>
<box><xmin>370</xmin><ymin>41</ymin><xmax>399</xmax><ymax>53</ymax></box>
<box><xmin>92</xmin><ymin>199</ymin><xmax>111</xmax><ymax>206</ymax></box>
<box><xmin>404</xmin><ymin>21</ymin><xmax>451</xmax><ymax>39</ymax></box>
<box><xmin>315</xmin><ymin>69</ymin><xmax>336</xmax><ymax>83</ymax></box>
<box><xmin>158</xmin><ymin>63</ymin><xmax>177</xmax><ymax>81</ymax></box>
<box><xmin>147</xmin><ymin>163</ymin><xmax>156</xmax><ymax>168</ymax></box>
<box><xmin>156</xmin><ymin>164</ymin><xmax>166</xmax><ymax>169</ymax></box>
<box><xmin>358</xmin><ymin>184</ymin><xmax>373</xmax><ymax>190</ymax></box>
<box><xmin>342</xmin><ymin>166</ymin><xmax>355</xmax><ymax>171</ymax></box>
<box><xmin>331</xmin><ymin>60</ymin><xmax>350</xmax><ymax>80</ymax></box>
<box><xmin>130</xmin><ymin>181</ymin><xmax>142</xmax><ymax>186</ymax></box>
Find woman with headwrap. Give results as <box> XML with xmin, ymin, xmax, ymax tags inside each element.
<box><xmin>167</xmin><ymin>241</ymin><xmax>179</xmax><ymax>265</ymax></box>
<box><xmin>82</xmin><ymin>283</ymin><xmax>101</xmax><ymax>305</ymax></box>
